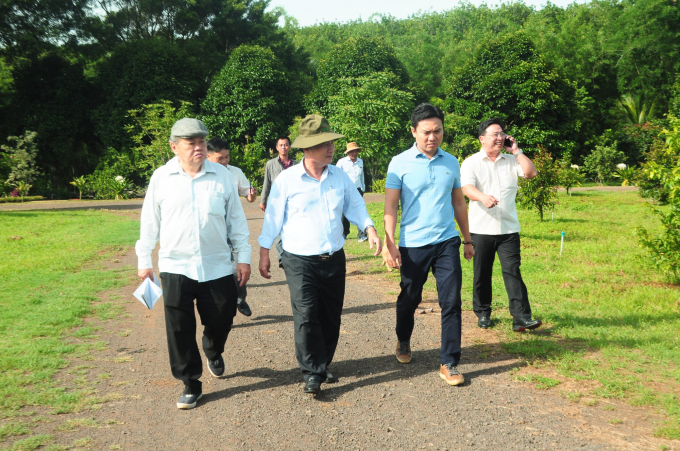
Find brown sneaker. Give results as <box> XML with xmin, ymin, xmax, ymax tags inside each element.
<box><xmin>440</xmin><ymin>363</ymin><xmax>464</xmax><ymax>386</ymax></box>
<box><xmin>396</xmin><ymin>341</ymin><xmax>411</xmax><ymax>364</ymax></box>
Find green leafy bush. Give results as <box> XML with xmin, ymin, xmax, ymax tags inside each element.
<box><xmin>583</xmin><ymin>145</ymin><xmax>626</xmax><ymax>184</ymax></box>
<box><xmin>517</xmin><ymin>146</ymin><xmax>560</xmax><ymax>221</ymax></box>
<box><xmin>613</xmin><ymin>165</ymin><xmax>639</xmax><ymax>186</ymax></box>
<box><xmin>0</xmin><ymin>195</ymin><xmax>44</xmax><ymax>203</ymax></box>
<box><xmin>307</xmin><ymin>37</ymin><xmax>409</xmax><ymax>116</ymax></box>
<box><xmin>86</xmin><ymin>150</ymin><xmax>136</xmax><ymax>200</ymax></box>
<box><xmin>2</xmin><ymin>130</ymin><xmax>40</xmax><ymax>188</ymax></box>
<box><xmin>635</xmin><ymin>115</ymin><xmax>680</xmax><ymax>282</ymax></box>
<box><xmin>327</xmin><ymin>71</ymin><xmax>415</xmax><ymax>181</ymax></box>
<box><xmin>126</xmin><ymin>100</ymin><xmax>194</xmax><ymax>182</ymax></box>
<box><xmin>559</xmin><ymin>160</ymin><xmax>585</xmax><ymax>196</ymax></box>
<box><xmin>372</xmin><ymin>178</ymin><xmax>386</xmax><ymax>194</ymax></box>
<box><xmin>201</xmin><ymin>45</ymin><xmax>294</xmax><ymax>150</ymax></box>
<box><xmin>441</xmin><ymin>31</ymin><xmax>581</xmax><ymax>160</ymax></box>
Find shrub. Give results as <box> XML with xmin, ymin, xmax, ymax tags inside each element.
<box><xmin>614</xmin><ymin>166</ymin><xmax>639</xmax><ymax>186</ymax></box>
<box><xmin>583</xmin><ymin>145</ymin><xmax>626</xmax><ymax>184</ymax></box>
<box><xmin>559</xmin><ymin>160</ymin><xmax>585</xmax><ymax>195</ymax></box>
<box><xmin>2</xmin><ymin>130</ymin><xmax>40</xmax><ymax>187</ymax></box>
<box><xmin>126</xmin><ymin>100</ymin><xmax>194</xmax><ymax>182</ymax></box>
<box><xmin>372</xmin><ymin>178</ymin><xmax>386</xmax><ymax>194</ymax></box>
<box><xmin>0</xmin><ymin>195</ymin><xmax>44</xmax><ymax>203</ymax></box>
<box><xmin>635</xmin><ymin>115</ymin><xmax>680</xmax><ymax>283</ymax></box>
<box><xmin>517</xmin><ymin>146</ymin><xmax>560</xmax><ymax>221</ymax></box>
<box><xmin>327</xmin><ymin>71</ymin><xmax>415</xmax><ymax>181</ymax></box>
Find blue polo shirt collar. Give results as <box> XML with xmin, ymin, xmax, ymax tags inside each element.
<box><xmin>410</xmin><ymin>144</ymin><xmax>445</xmax><ymax>160</ymax></box>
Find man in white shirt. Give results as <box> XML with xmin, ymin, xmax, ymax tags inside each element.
<box><xmin>460</xmin><ymin>118</ymin><xmax>541</xmax><ymax>333</ymax></box>
<box><xmin>336</xmin><ymin>142</ymin><xmax>367</xmax><ymax>242</ymax></box>
<box><xmin>206</xmin><ymin>137</ymin><xmax>257</xmax><ymax>318</ymax></box>
<box><xmin>258</xmin><ymin>114</ymin><xmax>382</xmax><ymax>395</ymax></box>
<box><xmin>136</xmin><ymin>118</ymin><xmax>251</xmax><ymax>409</ymax></box>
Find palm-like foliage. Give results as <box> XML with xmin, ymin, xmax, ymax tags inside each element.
<box><xmin>619</xmin><ymin>94</ymin><xmax>657</xmax><ymax>124</ymax></box>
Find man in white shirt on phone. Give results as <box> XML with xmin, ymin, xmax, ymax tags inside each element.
<box><xmin>460</xmin><ymin>118</ymin><xmax>541</xmax><ymax>333</ymax></box>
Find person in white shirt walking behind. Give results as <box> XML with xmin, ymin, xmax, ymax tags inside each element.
<box><xmin>258</xmin><ymin>114</ymin><xmax>382</xmax><ymax>396</ymax></box>
<box><xmin>136</xmin><ymin>118</ymin><xmax>251</xmax><ymax>409</ymax></box>
<box><xmin>206</xmin><ymin>137</ymin><xmax>257</xmax><ymax>317</ymax></box>
<box><xmin>336</xmin><ymin>142</ymin><xmax>368</xmax><ymax>242</ymax></box>
<box><xmin>460</xmin><ymin>118</ymin><xmax>541</xmax><ymax>332</ymax></box>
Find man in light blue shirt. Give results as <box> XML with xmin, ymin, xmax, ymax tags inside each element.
<box><xmin>258</xmin><ymin>114</ymin><xmax>382</xmax><ymax>395</ymax></box>
<box><xmin>136</xmin><ymin>118</ymin><xmax>251</xmax><ymax>409</ymax></box>
<box><xmin>384</xmin><ymin>103</ymin><xmax>474</xmax><ymax>386</ymax></box>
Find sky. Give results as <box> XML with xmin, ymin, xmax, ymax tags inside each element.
<box><xmin>268</xmin><ymin>0</ymin><xmax>586</xmax><ymax>27</ymax></box>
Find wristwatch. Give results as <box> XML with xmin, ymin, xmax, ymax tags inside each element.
<box><xmin>513</xmin><ymin>149</ymin><xmax>524</xmax><ymax>157</ymax></box>
<box><xmin>462</xmin><ymin>240</ymin><xmax>474</xmax><ymax>245</ymax></box>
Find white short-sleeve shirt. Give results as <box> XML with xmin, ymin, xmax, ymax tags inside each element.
<box><xmin>460</xmin><ymin>150</ymin><xmax>525</xmax><ymax>235</ymax></box>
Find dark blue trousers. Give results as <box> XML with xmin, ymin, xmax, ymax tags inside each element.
<box><xmin>396</xmin><ymin>236</ymin><xmax>462</xmax><ymax>366</ymax></box>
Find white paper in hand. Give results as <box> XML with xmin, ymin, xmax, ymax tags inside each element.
<box><xmin>133</xmin><ymin>273</ymin><xmax>162</xmax><ymax>310</ymax></box>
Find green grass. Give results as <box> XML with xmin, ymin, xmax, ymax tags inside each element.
<box><xmin>344</xmin><ymin>191</ymin><xmax>680</xmax><ymax>438</ymax></box>
<box><xmin>0</xmin><ymin>210</ymin><xmax>138</xmax><ymax>447</ymax></box>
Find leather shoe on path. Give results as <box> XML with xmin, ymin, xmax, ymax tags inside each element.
<box><xmin>513</xmin><ymin>317</ymin><xmax>542</xmax><ymax>332</ymax></box>
<box><xmin>478</xmin><ymin>314</ymin><xmax>491</xmax><ymax>329</ymax></box>
<box><xmin>236</xmin><ymin>299</ymin><xmax>252</xmax><ymax>317</ymax></box>
<box><xmin>304</xmin><ymin>376</ymin><xmax>322</xmax><ymax>394</ymax></box>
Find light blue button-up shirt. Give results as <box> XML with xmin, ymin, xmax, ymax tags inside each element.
<box><xmin>385</xmin><ymin>144</ymin><xmax>462</xmax><ymax>248</ymax></box>
<box><xmin>258</xmin><ymin>159</ymin><xmax>375</xmax><ymax>256</ymax></box>
<box><xmin>135</xmin><ymin>157</ymin><xmax>251</xmax><ymax>282</ymax></box>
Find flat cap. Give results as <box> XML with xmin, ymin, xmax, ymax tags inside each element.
<box><xmin>170</xmin><ymin>118</ymin><xmax>209</xmax><ymax>139</ymax></box>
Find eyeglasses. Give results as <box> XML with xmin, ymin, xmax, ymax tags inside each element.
<box><xmin>485</xmin><ymin>133</ymin><xmax>507</xmax><ymax>138</ymax></box>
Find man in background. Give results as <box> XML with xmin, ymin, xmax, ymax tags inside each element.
<box><xmin>136</xmin><ymin>118</ymin><xmax>250</xmax><ymax>409</ymax></box>
<box><xmin>259</xmin><ymin>137</ymin><xmax>297</xmax><ymax>268</ymax></box>
<box><xmin>207</xmin><ymin>137</ymin><xmax>257</xmax><ymax>317</ymax></box>
<box><xmin>460</xmin><ymin>118</ymin><xmax>541</xmax><ymax>333</ymax></box>
<box><xmin>336</xmin><ymin>142</ymin><xmax>368</xmax><ymax>242</ymax></box>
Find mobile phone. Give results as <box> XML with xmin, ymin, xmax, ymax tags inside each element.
<box><xmin>504</xmin><ymin>137</ymin><xmax>512</xmax><ymax>147</ymax></box>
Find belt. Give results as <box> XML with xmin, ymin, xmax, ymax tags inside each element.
<box><xmin>310</xmin><ymin>253</ymin><xmax>333</xmax><ymax>260</ymax></box>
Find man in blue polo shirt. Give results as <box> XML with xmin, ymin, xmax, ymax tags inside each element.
<box><xmin>384</xmin><ymin>103</ymin><xmax>474</xmax><ymax>386</ymax></box>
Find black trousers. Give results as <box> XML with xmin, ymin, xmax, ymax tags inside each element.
<box><xmin>282</xmin><ymin>249</ymin><xmax>346</xmax><ymax>381</ymax></box>
<box><xmin>342</xmin><ymin>188</ymin><xmax>366</xmax><ymax>237</ymax></box>
<box><xmin>396</xmin><ymin>236</ymin><xmax>462</xmax><ymax>366</ymax></box>
<box><xmin>160</xmin><ymin>272</ymin><xmax>238</xmax><ymax>391</ymax></box>
<box><xmin>471</xmin><ymin>233</ymin><xmax>532</xmax><ymax>320</ymax></box>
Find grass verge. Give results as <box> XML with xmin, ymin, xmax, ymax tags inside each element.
<box><xmin>0</xmin><ymin>210</ymin><xmax>138</xmax><ymax>448</ymax></box>
<box><xmin>344</xmin><ymin>191</ymin><xmax>680</xmax><ymax>439</ymax></box>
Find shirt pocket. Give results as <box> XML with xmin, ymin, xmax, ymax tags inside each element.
<box><xmin>200</xmin><ymin>192</ymin><xmax>226</xmax><ymax>217</ymax></box>
<box><xmin>326</xmin><ymin>188</ymin><xmax>345</xmax><ymax>216</ymax></box>
<box><xmin>498</xmin><ymin>166</ymin><xmax>518</xmax><ymax>191</ymax></box>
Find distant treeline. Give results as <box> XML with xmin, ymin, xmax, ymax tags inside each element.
<box><xmin>0</xmin><ymin>0</ymin><xmax>678</xmax><ymax>198</ymax></box>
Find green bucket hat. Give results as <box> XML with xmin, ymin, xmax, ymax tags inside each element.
<box><xmin>291</xmin><ymin>114</ymin><xmax>344</xmax><ymax>149</ymax></box>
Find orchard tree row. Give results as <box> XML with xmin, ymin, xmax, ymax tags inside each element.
<box><xmin>1</xmin><ymin>0</ymin><xmax>679</xmax><ymax>199</ymax></box>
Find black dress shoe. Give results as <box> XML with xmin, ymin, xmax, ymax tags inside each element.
<box><xmin>325</xmin><ymin>370</ymin><xmax>338</xmax><ymax>384</ymax></box>
<box><xmin>304</xmin><ymin>376</ymin><xmax>322</xmax><ymax>394</ymax></box>
<box><xmin>236</xmin><ymin>299</ymin><xmax>252</xmax><ymax>317</ymax></box>
<box><xmin>513</xmin><ymin>317</ymin><xmax>542</xmax><ymax>332</ymax></box>
<box><xmin>478</xmin><ymin>314</ymin><xmax>491</xmax><ymax>329</ymax></box>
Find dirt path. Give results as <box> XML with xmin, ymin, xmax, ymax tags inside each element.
<box><xmin>14</xmin><ymin>199</ymin><xmax>669</xmax><ymax>451</ymax></box>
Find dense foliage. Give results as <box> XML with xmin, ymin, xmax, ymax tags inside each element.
<box><xmin>440</xmin><ymin>32</ymin><xmax>582</xmax><ymax>160</ymax></box>
<box><xmin>327</xmin><ymin>71</ymin><xmax>414</xmax><ymax>184</ymax></box>
<box><xmin>1</xmin><ymin>0</ymin><xmax>679</xmax><ymax>197</ymax></box>
<box><xmin>636</xmin><ymin>116</ymin><xmax>680</xmax><ymax>282</ymax></box>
